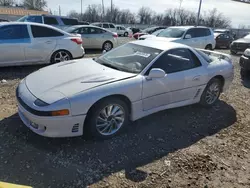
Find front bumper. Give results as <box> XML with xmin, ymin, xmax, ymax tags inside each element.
<box><xmin>239</xmin><ymin>55</ymin><xmax>250</xmax><ymax>70</ymax></box>
<box><xmin>16</xmin><ymin>81</ymin><xmax>86</xmax><ymax>138</ymax></box>
<box><xmin>230</xmin><ymin>43</ymin><xmax>249</xmax><ymax>53</ymax></box>
<box><xmin>18</xmin><ymin>102</ymin><xmax>86</xmax><ymax>138</ymax></box>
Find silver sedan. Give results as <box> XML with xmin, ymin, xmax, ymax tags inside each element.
<box><xmin>66</xmin><ymin>25</ymin><xmax>118</xmax><ymax>51</ymax></box>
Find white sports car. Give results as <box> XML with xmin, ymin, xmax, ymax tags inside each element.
<box><xmin>16</xmin><ymin>40</ymin><xmax>234</xmax><ymax>139</ymax></box>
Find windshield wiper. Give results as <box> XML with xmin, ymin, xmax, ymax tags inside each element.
<box><xmin>101</xmin><ymin>62</ymin><xmax>121</xmax><ymax>71</ymax></box>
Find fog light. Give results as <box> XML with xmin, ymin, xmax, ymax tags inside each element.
<box><xmin>30</xmin><ymin>122</ymin><xmax>39</xmax><ymax>129</ymax></box>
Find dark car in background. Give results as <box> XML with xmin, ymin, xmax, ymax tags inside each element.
<box><xmin>239</xmin><ymin>48</ymin><xmax>250</xmax><ymax>78</ymax></box>
<box><xmin>214</xmin><ymin>33</ymin><xmax>233</xmax><ymax>48</ymax></box>
<box><xmin>133</xmin><ymin>26</ymin><xmax>166</xmax><ymax>39</ymax></box>
<box><xmin>230</xmin><ymin>34</ymin><xmax>250</xmax><ymax>54</ymax></box>
<box><xmin>17</xmin><ymin>15</ymin><xmax>80</xmax><ymax>29</ymax></box>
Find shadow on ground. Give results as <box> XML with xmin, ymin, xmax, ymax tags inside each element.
<box><xmin>0</xmin><ymin>101</ymin><xmax>236</xmax><ymax>187</ymax></box>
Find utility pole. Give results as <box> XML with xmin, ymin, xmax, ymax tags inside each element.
<box><xmin>59</xmin><ymin>5</ymin><xmax>61</xmax><ymax>16</ymax></box>
<box><xmin>111</xmin><ymin>0</ymin><xmax>113</xmax><ymax>22</ymax></box>
<box><xmin>196</xmin><ymin>0</ymin><xmax>202</xmax><ymax>26</ymax></box>
<box><xmin>102</xmin><ymin>0</ymin><xmax>105</xmax><ymax>21</ymax></box>
<box><xmin>81</xmin><ymin>0</ymin><xmax>83</xmax><ymax>18</ymax></box>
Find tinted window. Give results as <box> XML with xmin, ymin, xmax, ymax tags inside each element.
<box><xmin>61</xmin><ymin>18</ymin><xmax>78</xmax><ymax>25</ymax></box>
<box><xmin>109</xmin><ymin>24</ymin><xmax>115</xmax><ymax>28</ymax></box>
<box><xmin>205</xmin><ymin>28</ymin><xmax>211</xmax><ymax>36</ymax></box>
<box><xmin>89</xmin><ymin>27</ymin><xmax>105</xmax><ymax>34</ymax></box>
<box><xmin>31</xmin><ymin>25</ymin><xmax>64</xmax><ymax>38</ymax></box>
<box><xmin>103</xmin><ymin>24</ymin><xmax>109</xmax><ymax>28</ymax></box>
<box><xmin>121</xmin><ymin>26</ymin><xmax>125</xmax><ymax>30</ymax></box>
<box><xmin>149</xmin><ymin>49</ymin><xmax>201</xmax><ymax>74</ymax></box>
<box><xmin>0</xmin><ymin>25</ymin><xmax>29</xmax><ymax>40</ymax></box>
<box><xmin>196</xmin><ymin>28</ymin><xmax>207</xmax><ymax>37</ymax></box>
<box><xmin>77</xmin><ymin>27</ymin><xmax>88</xmax><ymax>34</ymax></box>
<box><xmin>44</xmin><ymin>17</ymin><xmax>59</xmax><ymax>25</ymax></box>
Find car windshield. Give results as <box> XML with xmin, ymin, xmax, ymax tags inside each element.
<box><xmin>65</xmin><ymin>26</ymin><xmax>79</xmax><ymax>33</ymax></box>
<box><xmin>17</xmin><ymin>16</ymin><xmax>42</xmax><ymax>23</ymax></box>
<box><xmin>142</xmin><ymin>27</ymin><xmax>156</xmax><ymax>33</ymax></box>
<box><xmin>152</xmin><ymin>29</ymin><xmax>164</xmax><ymax>36</ymax></box>
<box><xmin>94</xmin><ymin>43</ymin><xmax>162</xmax><ymax>73</ymax></box>
<box><xmin>157</xmin><ymin>27</ymin><xmax>186</xmax><ymax>38</ymax></box>
<box><xmin>244</xmin><ymin>34</ymin><xmax>250</xmax><ymax>39</ymax></box>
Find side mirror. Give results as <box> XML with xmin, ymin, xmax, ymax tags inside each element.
<box><xmin>184</xmin><ymin>34</ymin><xmax>191</xmax><ymax>39</ymax></box>
<box><xmin>147</xmin><ymin>68</ymin><xmax>165</xmax><ymax>79</ymax></box>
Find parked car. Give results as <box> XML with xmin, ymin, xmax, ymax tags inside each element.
<box><xmin>138</xmin><ymin>29</ymin><xmax>165</xmax><ymax>40</ymax></box>
<box><xmin>127</xmin><ymin>27</ymin><xmax>140</xmax><ymax>34</ymax></box>
<box><xmin>230</xmin><ymin>34</ymin><xmax>250</xmax><ymax>54</ymax></box>
<box><xmin>91</xmin><ymin>22</ymin><xmax>117</xmax><ymax>33</ymax></box>
<box><xmin>133</xmin><ymin>26</ymin><xmax>166</xmax><ymax>39</ymax></box>
<box><xmin>16</xmin><ymin>40</ymin><xmax>233</xmax><ymax>139</ymax></box>
<box><xmin>214</xmin><ymin>33</ymin><xmax>233</xmax><ymax>48</ymax></box>
<box><xmin>115</xmin><ymin>25</ymin><xmax>132</xmax><ymax>37</ymax></box>
<box><xmin>239</xmin><ymin>48</ymin><xmax>250</xmax><ymax>78</ymax></box>
<box><xmin>143</xmin><ymin>26</ymin><xmax>216</xmax><ymax>49</ymax></box>
<box><xmin>78</xmin><ymin>21</ymin><xmax>89</xmax><ymax>25</ymax></box>
<box><xmin>66</xmin><ymin>25</ymin><xmax>118</xmax><ymax>51</ymax></box>
<box><xmin>214</xmin><ymin>29</ymin><xmax>236</xmax><ymax>39</ymax></box>
<box><xmin>17</xmin><ymin>15</ymin><xmax>79</xmax><ymax>30</ymax></box>
<box><xmin>0</xmin><ymin>22</ymin><xmax>84</xmax><ymax>67</ymax></box>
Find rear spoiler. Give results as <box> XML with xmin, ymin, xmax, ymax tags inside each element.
<box><xmin>197</xmin><ymin>49</ymin><xmax>232</xmax><ymax>63</ymax></box>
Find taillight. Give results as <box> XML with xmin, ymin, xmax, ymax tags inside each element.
<box><xmin>71</xmin><ymin>38</ymin><xmax>82</xmax><ymax>45</ymax></box>
<box><xmin>113</xmin><ymin>33</ymin><xmax>118</xmax><ymax>38</ymax></box>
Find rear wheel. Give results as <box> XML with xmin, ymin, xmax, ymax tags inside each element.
<box><xmin>230</xmin><ymin>50</ymin><xmax>237</xmax><ymax>55</ymax></box>
<box><xmin>50</xmin><ymin>50</ymin><xmax>72</xmax><ymax>64</ymax></box>
<box><xmin>205</xmin><ymin>44</ymin><xmax>212</xmax><ymax>50</ymax></box>
<box><xmin>102</xmin><ymin>41</ymin><xmax>113</xmax><ymax>51</ymax></box>
<box><xmin>200</xmin><ymin>78</ymin><xmax>222</xmax><ymax>107</ymax></box>
<box><xmin>124</xmin><ymin>32</ymin><xmax>128</xmax><ymax>37</ymax></box>
<box><xmin>86</xmin><ymin>98</ymin><xmax>129</xmax><ymax>139</ymax></box>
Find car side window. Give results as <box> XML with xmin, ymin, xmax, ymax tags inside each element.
<box><xmin>185</xmin><ymin>28</ymin><xmax>197</xmax><ymax>38</ymax></box>
<box><xmin>44</xmin><ymin>17</ymin><xmax>59</xmax><ymax>25</ymax></box>
<box><xmin>109</xmin><ymin>24</ymin><xmax>115</xmax><ymax>28</ymax></box>
<box><xmin>89</xmin><ymin>27</ymin><xmax>104</xmax><ymax>34</ymax></box>
<box><xmin>0</xmin><ymin>25</ymin><xmax>29</xmax><ymax>40</ymax></box>
<box><xmin>77</xmin><ymin>27</ymin><xmax>88</xmax><ymax>34</ymax></box>
<box><xmin>103</xmin><ymin>24</ymin><xmax>109</xmax><ymax>28</ymax></box>
<box><xmin>148</xmin><ymin>49</ymin><xmax>201</xmax><ymax>74</ymax></box>
<box><xmin>61</xmin><ymin>18</ymin><xmax>78</xmax><ymax>25</ymax></box>
<box><xmin>31</xmin><ymin>25</ymin><xmax>64</xmax><ymax>38</ymax></box>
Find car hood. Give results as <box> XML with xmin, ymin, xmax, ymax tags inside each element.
<box><xmin>25</xmin><ymin>59</ymin><xmax>136</xmax><ymax>104</ymax></box>
<box><xmin>233</xmin><ymin>38</ymin><xmax>250</xmax><ymax>43</ymax></box>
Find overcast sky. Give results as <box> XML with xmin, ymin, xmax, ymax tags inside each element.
<box><xmin>47</xmin><ymin>0</ymin><xmax>250</xmax><ymax>27</ymax></box>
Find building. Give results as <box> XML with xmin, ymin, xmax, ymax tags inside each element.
<box><xmin>0</xmin><ymin>6</ymin><xmax>49</xmax><ymax>21</ymax></box>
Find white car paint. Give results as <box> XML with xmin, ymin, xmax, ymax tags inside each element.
<box><xmin>0</xmin><ymin>22</ymin><xmax>84</xmax><ymax>67</ymax></box>
<box><xmin>141</xmin><ymin>26</ymin><xmax>216</xmax><ymax>49</ymax></box>
<box><xmin>16</xmin><ymin>40</ymin><xmax>233</xmax><ymax>138</ymax></box>
<box><xmin>116</xmin><ymin>25</ymin><xmax>132</xmax><ymax>36</ymax></box>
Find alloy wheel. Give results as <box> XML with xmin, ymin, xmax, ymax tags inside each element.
<box><xmin>54</xmin><ymin>51</ymin><xmax>70</xmax><ymax>63</ymax></box>
<box><xmin>205</xmin><ymin>82</ymin><xmax>220</xmax><ymax>104</ymax></box>
<box><xmin>96</xmin><ymin>104</ymin><xmax>125</xmax><ymax>136</ymax></box>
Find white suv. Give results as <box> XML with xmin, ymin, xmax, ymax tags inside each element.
<box><xmin>91</xmin><ymin>22</ymin><xmax>117</xmax><ymax>33</ymax></box>
<box><xmin>141</xmin><ymin>26</ymin><xmax>216</xmax><ymax>50</ymax></box>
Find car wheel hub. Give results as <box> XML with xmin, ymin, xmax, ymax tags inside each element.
<box><xmin>54</xmin><ymin>51</ymin><xmax>70</xmax><ymax>63</ymax></box>
<box><xmin>104</xmin><ymin>43</ymin><xmax>112</xmax><ymax>51</ymax></box>
<box><xmin>96</xmin><ymin>104</ymin><xmax>125</xmax><ymax>136</ymax></box>
<box><xmin>205</xmin><ymin>83</ymin><xmax>220</xmax><ymax>104</ymax></box>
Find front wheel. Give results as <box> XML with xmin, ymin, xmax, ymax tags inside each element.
<box><xmin>86</xmin><ymin>98</ymin><xmax>129</xmax><ymax>139</ymax></box>
<box><xmin>205</xmin><ymin>44</ymin><xmax>213</xmax><ymax>50</ymax></box>
<box><xmin>124</xmin><ymin>32</ymin><xmax>128</xmax><ymax>37</ymax></box>
<box><xmin>200</xmin><ymin>78</ymin><xmax>222</xmax><ymax>107</ymax></box>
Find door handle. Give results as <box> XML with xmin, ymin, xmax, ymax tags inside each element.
<box><xmin>193</xmin><ymin>75</ymin><xmax>201</xmax><ymax>81</ymax></box>
<box><xmin>45</xmin><ymin>41</ymin><xmax>53</xmax><ymax>44</ymax></box>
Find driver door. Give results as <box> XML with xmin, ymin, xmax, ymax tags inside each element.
<box><xmin>182</xmin><ymin>28</ymin><xmax>201</xmax><ymax>48</ymax></box>
<box><xmin>142</xmin><ymin>48</ymin><xmax>206</xmax><ymax>111</ymax></box>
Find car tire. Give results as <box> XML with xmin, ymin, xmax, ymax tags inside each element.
<box><xmin>86</xmin><ymin>98</ymin><xmax>129</xmax><ymax>139</ymax></box>
<box><xmin>200</xmin><ymin>78</ymin><xmax>222</xmax><ymax>107</ymax></box>
<box><xmin>102</xmin><ymin>41</ymin><xmax>113</xmax><ymax>51</ymax></box>
<box><xmin>205</xmin><ymin>44</ymin><xmax>213</xmax><ymax>50</ymax></box>
<box><xmin>240</xmin><ymin>68</ymin><xmax>247</xmax><ymax>79</ymax></box>
<box><xmin>124</xmin><ymin>32</ymin><xmax>128</xmax><ymax>37</ymax></box>
<box><xmin>230</xmin><ymin>50</ymin><xmax>237</xmax><ymax>55</ymax></box>
<box><xmin>50</xmin><ymin>50</ymin><xmax>72</xmax><ymax>64</ymax></box>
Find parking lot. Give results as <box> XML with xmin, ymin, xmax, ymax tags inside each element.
<box><xmin>0</xmin><ymin>37</ymin><xmax>250</xmax><ymax>188</ymax></box>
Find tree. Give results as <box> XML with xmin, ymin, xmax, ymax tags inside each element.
<box><xmin>138</xmin><ymin>7</ymin><xmax>153</xmax><ymax>24</ymax></box>
<box><xmin>0</xmin><ymin>0</ymin><xmax>16</xmax><ymax>6</ymax></box>
<box><xmin>22</xmin><ymin>0</ymin><xmax>47</xmax><ymax>10</ymax></box>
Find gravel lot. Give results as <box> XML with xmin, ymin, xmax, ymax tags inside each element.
<box><xmin>0</xmin><ymin>41</ymin><xmax>250</xmax><ymax>188</ymax></box>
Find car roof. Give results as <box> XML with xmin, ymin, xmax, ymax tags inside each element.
<box><xmin>0</xmin><ymin>22</ymin><xmax>70</xmax><ymax>35</ymax></box>
<box><xmin>26</xmin><ymin>14</ymin><xmax>78</xmax><ymax>20</ymax></box>
<box><xmin>130</xmin><ymin>39</ymin><xmax>191</xmax><ymax>51</ymax></box>
<box><xmin>168</xmin><ymin>26</ymin><xmax>210</xmax><ymax>29</ymax></box>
